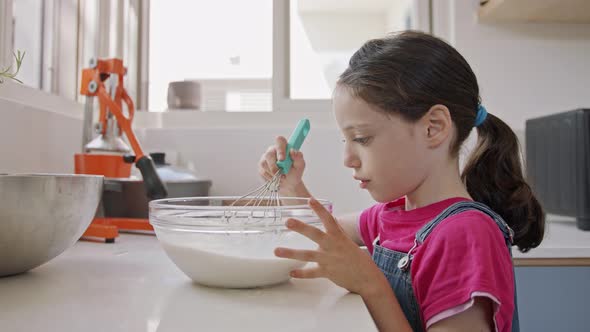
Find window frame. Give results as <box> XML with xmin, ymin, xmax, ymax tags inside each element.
<box><xmin>0</xmin><ymin>0</ymin><xmax>13</xmax><ymax>70</ymax></box>
<box><xmin>272</xmin><ymin>0</ymin><xmax>331</xmax><ymax>113</ymax></box>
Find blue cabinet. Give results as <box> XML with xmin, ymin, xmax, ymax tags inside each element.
<box><xmin>515</xmin><ymin>266</ymin><xmax>590</xmax><ymax>332</ymax></box>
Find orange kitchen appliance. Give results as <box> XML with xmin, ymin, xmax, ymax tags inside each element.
<box><xmin>75</xmin><ymin>58</ymin><xmax>167</xmax><ymax>243</ymax></box>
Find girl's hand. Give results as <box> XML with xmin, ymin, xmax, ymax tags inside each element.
<box><xmin>274</xmin><ymin>198</ymin><xmax>383</xmax><ymax>296</ymax></box>
<box><xmin>258</xmin><ymin>136</ymin><xmax>307</xmax><ymax>197</ymax></box>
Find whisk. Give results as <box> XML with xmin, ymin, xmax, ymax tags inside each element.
<box><xmin>225</xmin><ymin>119</ymin><xmax>311</xmax><ymax>220</ymax></box>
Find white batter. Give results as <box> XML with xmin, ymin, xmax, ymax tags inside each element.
<box><xmin>161</xmin><ymin>240</ymin><xmax>307</xmax><ymax>288</ymax></box>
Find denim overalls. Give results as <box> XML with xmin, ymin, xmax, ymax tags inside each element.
<box><xmin>371</xmin><ymin>201</ymin><xmax>520</xmax><ymax>331</ymax></box>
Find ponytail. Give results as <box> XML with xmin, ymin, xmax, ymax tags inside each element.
<box><xmin>462</xmin><ymin>114</ymin><xmax>545</xmax><ymax>252</ymax></box>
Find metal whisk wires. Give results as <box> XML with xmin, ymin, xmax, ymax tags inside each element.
<box><xmin>232</xmin><ymin>170</ymin><xmax>282</xmax><ymax>207</ymax></box>
<box><xmin>223</xmin><ymin>119</ymin><xmax>310</xmax><ymax>223</ymax></box>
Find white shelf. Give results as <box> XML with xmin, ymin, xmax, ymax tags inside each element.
<box><xmin>479</xmin><ymin>0</ymin><xmax>590</xmax><ymax>23</ymax></box>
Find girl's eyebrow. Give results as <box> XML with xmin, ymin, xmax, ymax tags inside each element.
<box><xmin>343</xmin><ymin>124</ymin><xmax>373</xmax><ymax>131</ymax></box>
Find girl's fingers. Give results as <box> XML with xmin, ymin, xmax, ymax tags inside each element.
<box><xmin>285</xmin><ymin>218</ymin><xmax>326</xmax><ymax>245</ymax></box>
<box><xmin>275</xmin><ymin>136</ymin><xmax>288</xmax><ymax>161</ymax></box>
<box><xmin>274</xmin><ymin>247</ymin><xmax>323</xmax><ymax>263</ymax></box>
<box><xmin>289</xmin><ymin>267</ymin><xmax>323</xmax><ymax>279</ymax></box>
<box><xmin>257</xmin><ymin>165</ymin><xmax>273</xmax><ymax>181</ymax></box>
<box><xmin>266</xmin><ymin>159</ymin><xmax>279</xmax><ymax>175</ymax></box>
<box><xmin>258</xmin><ymin>155</ymin><xmax>268</xmax><ymax>172</ymax></box>
<box><xmin>264</xmin><ymin>147</ymin><xmax>279</xmax><ymax>173</ymax></box>
<box><xmin>264</xmin><ymin>171</ymin><xmax>274</xmax><ymax>181</ymax></box>
<box><xmin>290</xmin><ymin>149</ymin><xmax>305</xmax><ymax>171</ymax></box>
<box><xmin>308</xmin><ymin>198</ymin><xmax>340</xmax><ymax>234</ymax></box>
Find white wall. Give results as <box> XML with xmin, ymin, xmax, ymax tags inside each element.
<box><xmin>0</xmin><ymin>98</ymin><xmax>81</xmax><ymax>174</ymax></box>
<box><xmin>0</xmin><ymin>82</ymin><xmax>375</xmax><ymax>215</ymax></box>
<box><xmin>135</xmin><ymin>127</ymin><xmax>375</xmax><ymax>215</ymax></box>
<box><xmin>3</xmin><ymin>0</ymin><xmax>589</xmax><ymax>215</ymax></box>
<box><xmin>435</xmin><ymin>0</ymin><xmax>590</xmax><ymax>130</ymax></box>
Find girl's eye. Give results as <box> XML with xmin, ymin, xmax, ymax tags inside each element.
<box><xmin>353</xmin><ymin>137</ymin><xmax>371</xmax><ymax>145</ymax></box>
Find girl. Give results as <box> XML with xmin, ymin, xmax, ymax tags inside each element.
<box><xmin>259</xmin><ymin>31</ymin><xmax>544</xmax><ymax>332</ymax></box>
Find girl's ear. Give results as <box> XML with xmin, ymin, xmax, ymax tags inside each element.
<box><xmin>420</xmin><ymin>104</ymin><xmax>453</xmax><ymax>148</ymax></box>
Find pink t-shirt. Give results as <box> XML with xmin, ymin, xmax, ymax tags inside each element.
<box><xmin>359</xmin><ymin>197</ymin><xmax>515</xmax><ymax>332</ymax></box>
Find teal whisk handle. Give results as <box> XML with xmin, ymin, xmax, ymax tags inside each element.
<box><xmin>276</xmin><ymin>118</ymin><xmax>310</xmax><ymax>174</ymax></box>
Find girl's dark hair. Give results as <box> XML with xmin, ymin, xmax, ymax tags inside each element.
<box><xmin>338</xmin><ymin>31</ymin><xmax>544</xmax><ymax>252</ymax></box>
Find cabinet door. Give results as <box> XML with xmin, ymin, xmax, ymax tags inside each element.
<box><xmin>515</xmin><ymin>266</ymin><xmax>590</xmax><ymax>332</ymax></box>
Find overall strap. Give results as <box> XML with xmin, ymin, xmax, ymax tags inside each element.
<box><xmin>397</xmin><ymin>200</ymin><xmax>515</xmax><ymax>272</ymax></box>
<box><xmin>416</xmin><ymin>201</ymin><xmax>514</xmax><ymax>246</ymax></box>
<box><xmin>397</xmin><ymin>200</ymin><xmax>521</xmax><ymax>331</ymax></box>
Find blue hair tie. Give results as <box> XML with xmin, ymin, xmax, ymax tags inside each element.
<box><xmin>474</xmin><ymin>104</ymin><xmax>487</xmax><ymax>127</ymax></box>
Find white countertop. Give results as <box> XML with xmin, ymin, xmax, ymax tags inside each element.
<box><xmin>512</xmin><ymin>216</ymin><xmax>590</xmax><ymax>259</ymax></box>
<box><xmin>0</xmin><ymin>234</ymin><xmax>376</xmax><ymax>332</ymax></box>
<box><xmin>3</xmin><ymin>216</ymin><xmax>589</xmax><ymax>332</ymax></box>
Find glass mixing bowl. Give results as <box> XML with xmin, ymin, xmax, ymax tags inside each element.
<box><xmin>149</xmin><ymin>196</ymin><xmax>332</xmax><ymax>288</ymax></box>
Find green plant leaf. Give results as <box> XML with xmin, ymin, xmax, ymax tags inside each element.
<box><xmin>0</xmin><ymin>50</ymin><xmax>25</xmax><ymax>84</ymax></box>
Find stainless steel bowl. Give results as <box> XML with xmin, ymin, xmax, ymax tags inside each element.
<box><xmin>0</xmin><ymin>174</ymin><xmax>103</xmax><ymax>277</ymax></box>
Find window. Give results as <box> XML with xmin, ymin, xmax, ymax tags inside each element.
<box><xmin>0</xmin><ymin>0</ymin><xmax>141</xmax><ymax>104</ymax></box>
<box><xmin>10</xmin><ymin>0</ymin><xmax>45</xmax><ymax>90</ymax></box>
<box><xmin>273</xmin><ymin>0</ymin><xmax>426</xmax><ymax>113</ymax></box>
<box><xmin>5</xmin><ymin>0</ymin><xmax>82</xmax><ymax>100</ymax></box>
<box><xmin>1</xmin><ymin>0</ymin><xmax>430</xmax><ymax>114</ymax></box>
<box><xmin>76</xmin><ymin>0</ymin><xmax>142</xmax><ymax>104</ymax></box>
<box><xmin>147</xmin><ymin>0</ymin><xmax>428</xmax><ymax>113</ymax></box>
<box><xmin>148</xmin><ymin>0</ymin><xmax>273</xmax><ymax>112</ymax></box>
<box><xmin>289</xmin><ymin>0</ymin><xmax>414</xmax><ymax>100</ymax></box>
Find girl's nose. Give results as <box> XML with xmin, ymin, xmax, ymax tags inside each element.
<box><xmin>343</xmin><ymin>147</ymin><xmax>361</xmax><ymax>169</ymax></box>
